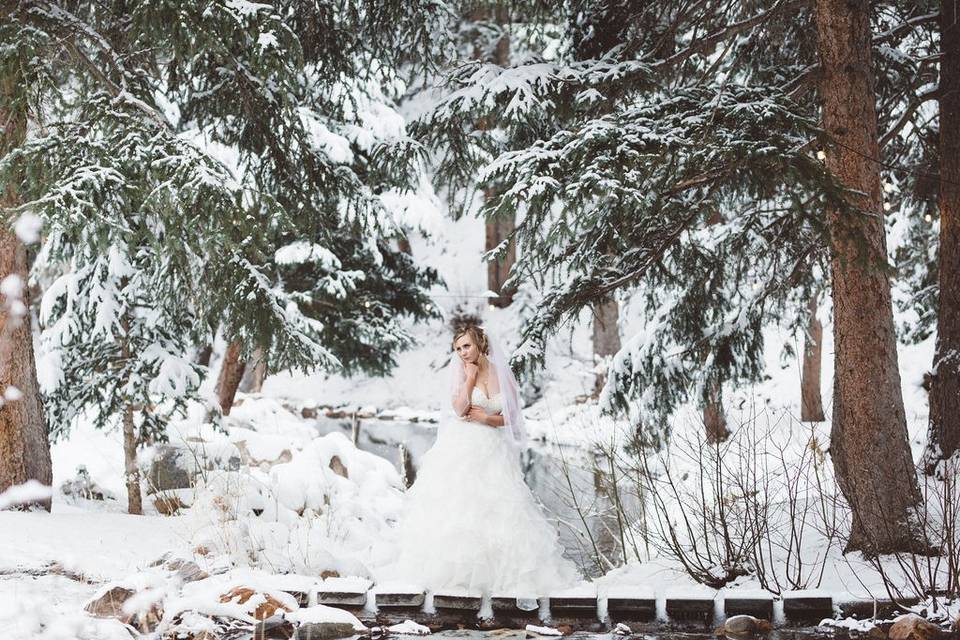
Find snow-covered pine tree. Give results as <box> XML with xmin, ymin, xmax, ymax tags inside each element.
<box><xmin>815</xmin><ymin>0</ymin><xmax>926</xmax><ymax>554</ymax></box>
<box><xmin>1</xmin><ymin>0</ymin><xmax>450</xmax><ymax>511</ymax></box>
<box><xmin>417</xmin><ymin>0</ymin><xmax>836</xmax><ymax>444</ymax></box>
<box><xmin>416</xmin><ymin>0</ymin><xmax>940</xmax><ymax>553</ymax></box>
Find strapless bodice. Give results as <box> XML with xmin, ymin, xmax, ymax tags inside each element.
<box><xmin>471</xmin><ymin>387</ymin><xmax>503</xmax><ymax>415</ymax></box>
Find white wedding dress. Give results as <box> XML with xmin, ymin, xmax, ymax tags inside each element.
<box><xmin>380</xmin><ymin>387</ymin><xmax>580</xmax><ymax>596</ymax></box>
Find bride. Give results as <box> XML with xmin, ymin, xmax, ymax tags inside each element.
<box><xmin>380</xmin><ymin>325</ymin><xmax>580</xmax><ymax>596</ymax></box>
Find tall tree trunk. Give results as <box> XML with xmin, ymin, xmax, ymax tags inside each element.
<box><xmin>801</xmin><ymin>294</ymin><xmax>826</xmax><ymax>422</ymax></box>
<box><xmin>473</xmin><ymin>5</ymin><xmax>516</xmax><ymax>308</ymax></box>
<box><xmin>486</xmin><ymin>212</ymin><xmax>516</xmax><ymax>307</ymax></box>
<box><xmin>703</xmin><ymin>211</ymin><xmax>729</xmax><ymax>442</ymax></box>
<box><xmin>925</xmin><ymin>0</ymin><xmax>960</xmax><ymax>472</ymax></box>
<box><xmin>238</xmin><ymin>346</ymin><xmax>267</xmax><ymax>394</ymax></box>
<box><xmin>216</xmin><ymin>340</ymin><xmax>246</xmax><ymax>416</ymax></box>
<box><xmin>703</xmin><ymin>384</ymin><xmax>729</xmax><ymax>443</ymax></box>
<box><xmin>0</xmin><ymin>66</ymin><xmax>51</xmax><ymax>509</ymax></box>
<box><xmin>119</xmin><ymin>316</ymin><xmax>142</xmax><ymax>514</ymax></box>
<box><xmin>815</xmin><ymin>0</ymin><xmax>923</xmax><ymax>553</ymax></box>
<box><xmin>122</xmin><ymin>403</ymin><xmax>142</xmax><ymax>515</ymax></box>
<box><xmin>592</xmin><ymin>297</ymin><xmax>621</xmax><ymax>396</ymax></box>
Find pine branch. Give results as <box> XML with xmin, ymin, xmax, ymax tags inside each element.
<box><xmin>880</xmin><ymin>85</ymin><xmax>940</xmax><ymax>149</ymax></box>
<box><xmin>653</xmin><ymin>0</ymin><xmax>811</xmax><ymax>70</ymax></box>
<box><xmin>872</xmin><ymin>11</ymin><xmax>940</xmax><ymax>44</ymax></box>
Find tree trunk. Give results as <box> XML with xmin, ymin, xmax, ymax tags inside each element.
<box><xmin>238</xmin><ymin>346</ymin><xmax>267</xmax><ymax>393</ymax></box>
<box><xmin>801</xmin><ymin>294</ymin><xmax>826</xmax><ymax>422</ymax></box>
<box><xmin>0</xmin><ymin>66</ymin><xmax>51</xmax><ymax>510</ymax></box>
<box><xmin>703</xmin><ymin>384</ymin><xmax>729</xmax><ymax>443</ymax></box>
<box><xmin>592</xmin><ymin>297</ymin><xmax>621</xmax><ymax>396</ymax></box>
<box><xmin>486</xmin><ymin>212</ymin><xmax>517</xmax><ymax>307</ymax></box>
<box><xmin>196</xmin><ymin>344</ymin><xmax>212</xmax><ymax>367</ymax></box>
<box><xmin>474</xmin><ymin>5</ymin><xmax>516</xmax><ymax>308</ymax></box>
<box><xmin>122</xmin><ymin>403</ymin><xmax>142</xmax><ymax>515</ymax></box>
<box><xmin>119</xmin><ymin>315</ymin><xmax>142</xmax><ymax>514</ymax></box>
<box><xmin>216</xmin><ymin>340</ymin><xmax>246</xmax><ymax>416</ymax></box>
<box><xmin>925</xmin><ymin>0</ymin><xmax>960</xmax><ymax>472</ymax></box>
<box><xmin>815</xmin><ymin>0</ymin><xmax>923</xmax><ymax>553</ymax></box>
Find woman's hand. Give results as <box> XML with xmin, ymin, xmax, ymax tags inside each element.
<box><xmin>464</xmin><ymin>405</ymin><xmax>491</xmax><ymax>426</ymax></box>
<box><xmin>463</xmin><ymin>362</ymin><xmax>480</xmax><ymax>383</ymax></box>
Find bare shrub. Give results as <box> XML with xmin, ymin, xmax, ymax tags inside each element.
<box><xmin>586</xmin><ymin>408</ymin><xmax>840</xmax><ymax>592</ymax></box>
<box><xmin>863</xmin><ymin>456</ymin><xmax>960</xmax><ymax>619</ymax></box>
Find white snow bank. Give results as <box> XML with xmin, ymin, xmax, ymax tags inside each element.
<box><xmin>119</xmin><ymin>396</ymin><xmax>402</xmax><ymax>578</ymax></box>
<box><xmin>0</xmin><ymin>510</ymin><xmax>188</xmax><ymax>580</ymax></box>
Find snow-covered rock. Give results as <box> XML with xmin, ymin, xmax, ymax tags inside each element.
<box><xmin>388</xmin><ymin>619</ymin><xmax>431</xmax><ymax>635</ymax></box>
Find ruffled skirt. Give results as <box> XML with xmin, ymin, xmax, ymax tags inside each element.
<box><xmin>378</xmin><ymin>419</ymin><xmax>580</xmax><ymax>596</ymax></box>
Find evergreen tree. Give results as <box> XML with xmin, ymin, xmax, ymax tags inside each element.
<box><xmin>417</xmin><ymin>0</ymin><xmax>836</xmax><ymax>443</ymax></box>
<box><xmin>415</xmin><ymin>0</ymin><xmax>937</xmax><ymax>553</ymax></box>
<box><xmin>815</xmin><ymin>0</ymin><xmax>923</xmax><ymax>554</ymax></box>
<box><xmin>0</xmin><ymin>57</ymin><xmax>51</xmax><ymax>507</ymax></box>
<box><xmin>925</xmin><ymin>0</ymin><xmax>960</xmax><ymax>471</ymax></box>
<box><xmin>1</xmin><ymin>0</ymin><xmax>449</xmax><ymax>510</ymax></box>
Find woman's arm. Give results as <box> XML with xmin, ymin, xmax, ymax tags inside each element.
<box><xmin>452</xmin><ymin>386</ymin><xmax>471</xmax><ymax>417</ymax></box>
<box><xmin>464</xmin><ymin>406</ymin><xmax>504</xmax><ymax>428</ymax></box>
<box><xmin>452</xmin><ymin>363</ymin><xmax>479</xmax><ymax>417</ymax></box>
<box><xmin>484</xmin><ymin>413</ymin><xmax>505</xmax><ymax>428</ymax></box>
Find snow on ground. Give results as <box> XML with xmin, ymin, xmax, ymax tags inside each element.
<box><xmin>1</xmin><ymin>205</ymin><xmax>951</xmax><ymax>636</ymax></box>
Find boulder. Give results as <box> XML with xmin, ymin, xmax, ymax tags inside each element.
<box><xmin>154</xmin><ymin>493</ymin><xmax>186</xmax><ymax>515</ymax></box>
<box><xmin>296</xmin><ymin>621</ymin><xmax>358</xmax><ymax>640</ymax></box>
<box><xmin>85</xmin><ymin>586</ymin><xmax>135</xmax><ymax>619</ymax></box>
<box><xmin>889</xmin><ymin>614</ymin><xmax>943</xmax><ymax>640</ymax></box>
<box><xmin>160</xmin><ymin>612</ymin><xmax>249</xmax><ymax>639</ymax></box>
<box><xmin>219</xmin><ymin>586</ymin><xmax>293</xmax><ymax>620</ymax></box>
<box><xmin>255</xmin><ymin>614</ymin><xmax>297</xmax><ymax>639</ymax></box>
<box><xmin>165</xmin><ymin>558</ymin><xmax>209</xmax><ymax>583</ymax></box>
<box><xmin>233</xmin><ymin>440</ymin><xmax>293</xmax><ymax>470</ymax></box>
<box><xmin>84</xmin><ymin>585</ymin><xmax>163</xmax><ymax>633</ymax></box>
<box><xmin>721</xmin><ymin>615</ymin><xmax>773</xmax><ymax>637</ymax></box>
<box><xmin>865</xmin><ymin>626</ymin><xmax>887</xmax><ymax>640</ymax></box>
<box><xmin>328</xmin><ymin>456</ymin><xmax>348</xmax><ymax>479</ymax></box>
<box><xmin>146</xmin><ymin>444</ymin><xmax>196</xmax><ymax>492</ymax></box>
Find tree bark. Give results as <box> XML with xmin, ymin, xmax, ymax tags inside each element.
<box><xmin>196</xmin><ymin>344</ymin><xmax>212</xmax><ymax>367</ymax></box>
<box><xmin>485</xmin><ymin>212</ymin><xmax>516</xmax><ymax>307</ymax></box>
<box><xmin>0</xmin><ymin>66</ymin><xmax>52</xmax><ymax>510</ymax></box>
<box><xmin>815</xmin><ymin>0</ymin><xmax>923</xmax><ymax>553</ymax></box>
<box><xmin>122</xmin><ymin>403</ymin><xmax>142</xmax><ymax>515</ymax></box>
<box><xmin>703</xmin><ymin>384</ymin><xmax>729</xmax><ymax>443</ymax></box>
<box><xmin>119</xmin><ymin>314</ymin><xmax>142</xmax><ymax>515</ymax></box>
<box><xmin>801</xmin><ymin>294</ymin><xmax>826</xmax><ymax>422</ymax></box>
<box><xmin>925</xmin><ymin>0</ymin><xmax>960</xmax><ymax>472</ymax></box>
<box><xmin>473</xmin><ymin>5</ymin><xmax>517</xmax><ymax>308</ymax></box>
<box><xmin>592</xmin><ymin>297</ymin><xmax>621</xmax><ymax>396</ymax></box>
<box><xmin>238</xmin><ymin>346</ymin><xmax>267</xmax><ymax>393</ymax></box>
<box><xmin>216</xmin><ymin>340</ymin><xmax>246</xmax><ymax>416</ymax></box>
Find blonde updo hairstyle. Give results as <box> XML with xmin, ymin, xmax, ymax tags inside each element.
<box><xmin>451</xmin><ymin>325</ymin><xmax>489</xmax><ymax>356</ymax></box>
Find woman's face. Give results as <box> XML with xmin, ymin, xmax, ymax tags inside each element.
<box><xmin>454</xmin><ymin>334</ymin><xmax>480</xmax><ymax>365</ymax></box>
